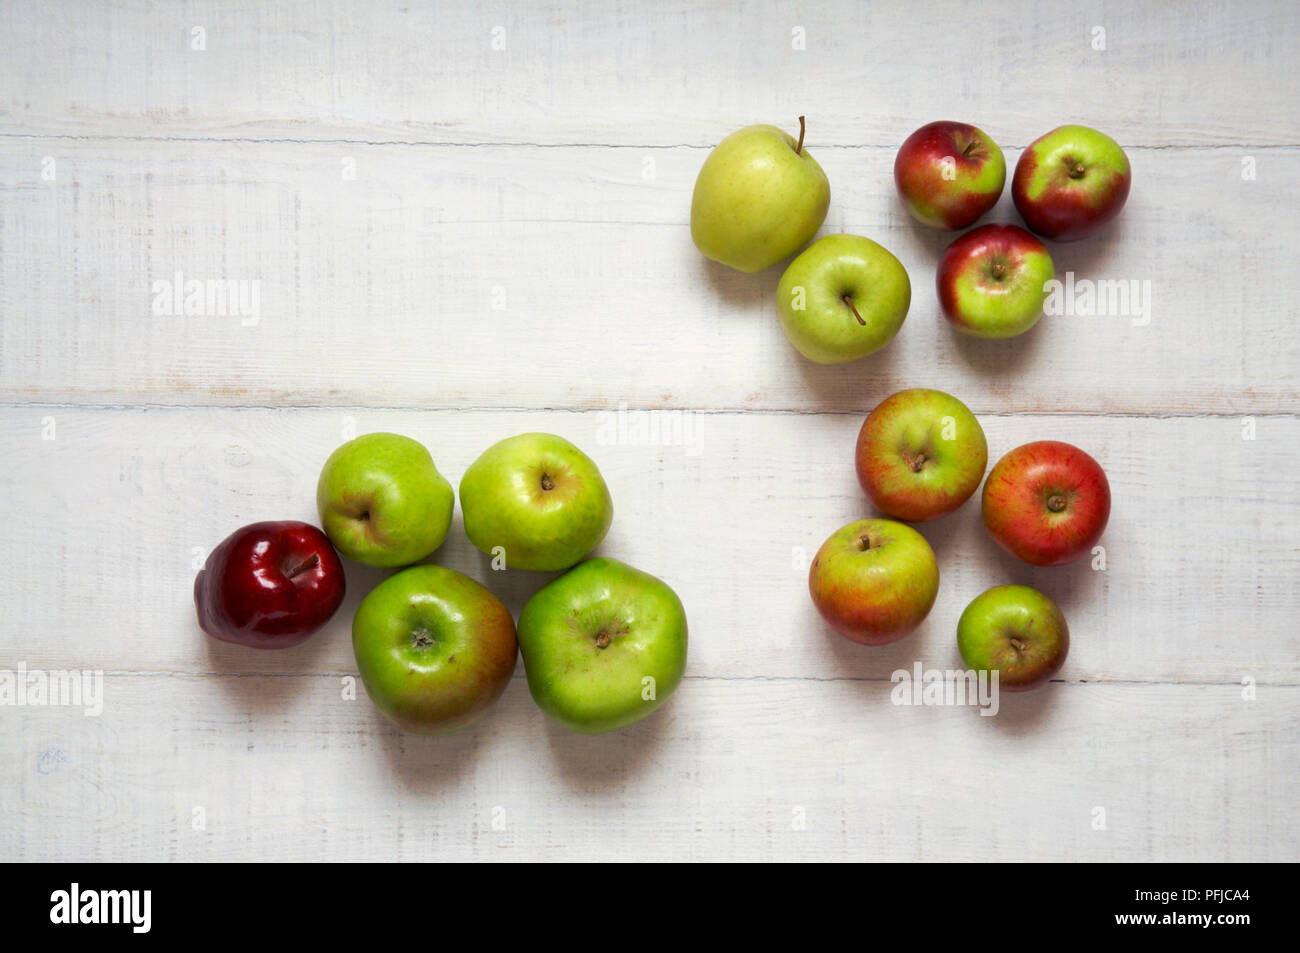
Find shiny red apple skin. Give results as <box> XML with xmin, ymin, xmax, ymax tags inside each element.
<box><xmin>1011</xmin><ymin>125</ymin><xmax>1131</xmax><ymax>241</ymax></box>
<box><xmin>894</xmin><ymin>121</ymin><xmax>1006</xmax><ymax>230</ymax></box>
<box><xmin>195</xmin><ymin>521</ymin><xmax>346</xmax><ymax>648</ymax></box>
<box><xmin>936</xmin><ymin>223</ymin><xmax>1055</xmax><ymax>338</ymax></box>
<box><xmin>982</xmin><ymin>441</ymin><xmax>1111</xmax><ymax>566</ymax></box>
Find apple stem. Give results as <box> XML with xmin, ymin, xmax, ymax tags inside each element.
<box><xmin>286</xmin><ymin>553</ymin><xmax>320</xmax><ymax>580</ymax></box>
<box><xmin>910</xmin><ymin>453</ymin><xmax>927</xmax><ymax>472</ymax></box>
<box><xmin>1010</xmin><ymin>637</ymin><xmax>1027</xmax><ymax>654</ymax></box>
<box><xmin>842</xmin><ymin>295</ymin><xmax>866</xmax><ymax>326</ymax></box>
<box><xmin>795</xmin><ymin>115</ymin><xmax>806</xmax><ymax>156</ymax></box>
<box><xmin>991</xmin><ymin>262</ymin><xmax>1007</xmax><ymax>280</ymax></box>
<box><xmin>962</xmin><ymin>139</ymin><xmax>979</xmax><ymax>158</ymax></box>
<box><xmin>540</xmin><ymin>473</ymin><xmax>555</xmax><ymax>491</ymax></box>
<box><xmin>595</xmin><ymin>632</ymin><xmax>611</xmax><ymax>649</ymax></box>
<box><xmin>1070</xmin><ymin>162</ymin><xmax>1086</xmax><ymax>179</ymax></box>
<box><xmin>1046</xmin><ymin>494</ymin><xmax>1067</xmax><ymax>512</ymax></box>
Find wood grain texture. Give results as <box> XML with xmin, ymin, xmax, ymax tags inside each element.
<box><xmin>2</xmin><ymin>0</ymin><xmax>1297</xmax><ymax>863</ymax></box>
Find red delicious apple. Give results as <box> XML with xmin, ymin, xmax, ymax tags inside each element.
<box><xmin>937</xmin><ymin>223</ymin><xmax>1055</xmax><ymax>339</ymax></box>
<box><xmin>808</xmin><ymin>518</ymin><xmax>939</xmax><ymax>645</ymax></box>
<box><xmin>1012</xmin><ymin>124</ymin><xmax>1131</xmax><ymax>241</ymax></box>
<box><xmin>982</xmin><ymin>441</ymin><xmax>1111</xmax><ymax>566</ymax></box>
<box><xmin>195</xmin><ymin>521</ymin><xmax>346</xmax><ymax>648</ymax></box>
<box><xmin>856</xmin><ymin>388</ymin><xmax>988</xmax><ymax>522</ymax></box>
<box><xmin>894</xmin><ymin>121</ymin><xmax>1006</xmax><ymax>230</ymax></box>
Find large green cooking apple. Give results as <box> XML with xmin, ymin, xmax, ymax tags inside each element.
<box><xmin>352</xmin><ymin>565</ymin><xmax>518</xmax><ymax>733</ymax></box>
<box><xmin>690</xmin><ymin>117</ymin><xmax>831</xmax><ymax>273</ymax></box>
<box><xmin>459</xmin><ymin>433</ymin><xmax>613</xmax><ymax>572</ymax></box>
<box><xmin>517</xmin><ymin>558</ymin><xmax>687</xmax><ymax>734</ymax></box>
<box><xmin>316</xmin><ymin>432</ymin><xmax>455</xmax><ymax>568</ymax></box>
<box><xmin>776</xmin><ymin>234</ymin><xmax>911</xmax><ymax>363</ymax></box>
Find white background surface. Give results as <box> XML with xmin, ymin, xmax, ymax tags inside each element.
<box><xmin>2</xmin><ymin>0</ymin><xmax>1297</xmax><ymax>862</ymax></box>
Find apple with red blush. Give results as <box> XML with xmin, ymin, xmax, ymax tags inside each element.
<box><xmin>894</xmin><ymin>121</ymin><xmax>1006</xmax><ymax>230</ymax></box>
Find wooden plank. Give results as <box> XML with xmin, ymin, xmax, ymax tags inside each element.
<box><xmin>3</xmin><ymin>406</ymin><xmax>1296</xmax><ymax>682</ymax></box>
<box><xmin>1</xmin><ymin>140</ymin><xmax>1296</xmax><ymax>414</ymax></box>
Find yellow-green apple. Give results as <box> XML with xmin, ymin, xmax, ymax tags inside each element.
<box><xmin>316</xmin><ymin>433</ymin><xmax>454</xmax><ymax>568</ymax></box>
<box><xmin>459</xmin><ymin>433</ymin><xmax>613</xmax><ymax>572</ymax></box>
<box><xmin>937</xmin><ymin>223</ymin><xmax>1054</xmax><ymax>338</ymax></box>
<box><xmin>1012</xmin><ymin>125</ymin><xmax>1131</xmax><ymax>241</ymax></box>
<box><xmin>690</xmin><ymin>116</ymin><xmax>831</xmax><ymax>273</ymax></box>
<box><xmin>352</xmin><ymin>565</ymin><xmax>518</xmax><ymax>734</ymax></box>
<box><xmin>982</xmin><ymin>440</ymin><xmax>1111</xmax><ymax>566</ymax></box>
<box><xmin>517</xmin><ymin>558</ymin><xmax>687</xmax><ymax>734</ymax></box>
<box><xmin>957</xmin><ymin>585</ymin><xmax>1069</xmax><ymax>691</ymax></box>
<box><xmin>808</xmin><ymin>519</ymin><xmax>939</xmax><ymax>645</ymax></box>
<box><xmin>776</xmin><ymin>234</ymin><xmax>911</xmax><ymax>363</ymax></box>
<box><xmin>855</xmin><ymin>388</ymin><xmax>988</xmax><ymax>522</ymax></box>
<box><xmin>195</xmin><ymin>521</ymin><xmax>345</xmax><ymax>649</ymax></box>
<box><xmin>894</xmin><ymin>121</ymin><xmax>1006</xmax><ymax>230</ymax></box>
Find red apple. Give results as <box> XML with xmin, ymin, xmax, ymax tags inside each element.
<box><xmin>982</xmin><ymin>441</ymin><xmax>1111</xmax><ymax>566</ymax></box>
<box><xmin>195</xmin><ymin>521</ymin><xmax>346</xmax><ymax>648</ymax></box>
<box><xmin>894</xmin><ymin>121</ymin><xmax>1006</xmax><ymax>230</ymax></box>
<box><xmin>1012</xmin><ymin>125</ymin><xmax>1131</xmax><ymax>241</ymax></box>
<box><xmin>937</xmin><ymin>223</ymin><xmax>1055</xmax><ymax>339</ymax></box>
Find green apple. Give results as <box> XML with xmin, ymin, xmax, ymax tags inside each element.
<box><xmin>690</xmin><ymin>116</ymin><xmax>831</xmax><ymax>273</ymax></box>
<box><xmin>459</xmin><ymin>433</ymin><xmax>613</xmax><ymax>572</ymax></box>
<box><xmin>957</xmin><ymin>585</ymin><xmax>1069</xmax><ymax>691</ymax></box>
<box><xmin>352</xmin><ymin>565</ymin><xmax>518</xmax><ymax>733</ymax></box>
<box><xmin>517</xmin><ymin>558</ymin><xmax>687</xmax><ymax>734</ymax></box>
<box><xmin>776</xmin><ymin>234</ymin><xmax>911</xmax><ymax>363</ymax></box>
<box><xmin>316</xmin><ymin>432</ymin><xmax>454</xmax><ymax>568</ymax></box>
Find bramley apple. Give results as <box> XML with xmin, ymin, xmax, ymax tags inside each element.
<box><xmin>352</xmin><ymin>565</ymin><xmax>518</xmax><ymax>734</ymax></box>
<box><xmin>690</xmin><ymin>116</ymin><xmax>831</xmax><ymax>273</ymax></box>
<box><xmin>982</xmin><ymin>440</ymin><xmax>1111</xmax><ymax>566</ymax></box>
<box><xmin>195</xmin><ymin>521</ymin><xmax>345</xmax><ymax>649</ymax></box>
<box><xmin>316</xmin><ymin>433</ymin><xmax>455</xmax><ymax>568</ymax></box>
<box><xmin>808</xmin><ymin>519</ymin><xmax>939</xmax><ymax>645</ymax></box>
<box><xmin>776</xmin><ymin>234</ymin><xmax>911</xmax><ymax>364</ymax></box>
<box><xmin>517</xmin><ymin>558</ymin><xmax>687</xmax><ymax>734</ymax></box>
<box><xmin>937</xmin><ymin>223</ymin><xmax>1055</xmax><ymax>339</ymax></box>
<box><xmin>894</xmin><ymin>121</ymin><xmax>1006</xmax><ymax>230</ymax></box>
<box><xmin>856</xmin><ymin>389</ymin><xmax>988</xmax><ymax>522</ymax></box>
<box><xmin>459</xmin><ymin>433</ymin><xmax>613</xmax><ymax>572</ymax></box>
<box><xmin>957</xmin><ymin>585</ymin><xmax>1069</xmax><ymax>691</ymax></box>
<box><xmin>1013</xmin><ymin>125</ymin><xmax>1131</xmax><ymax>241</ymax></box>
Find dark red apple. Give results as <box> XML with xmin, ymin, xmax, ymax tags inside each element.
<box><xmin>982</xmin><ymin>441</ymin><xmax>1111</xmax><ymax>566</ymax></box>
<box><xmin>894</xmin><ymin>121</ymin><xmax>1006</xmax><ymax>231</ymax></box>
<box><xmin>195</xmin><ymin>521</ymin><xmax>346</xmax><ymax>648</ymax></box>
<box><xmin>1012</xmin><ymin>125</ymin><xmax>1131</xmax><ymax>241</ymax></box>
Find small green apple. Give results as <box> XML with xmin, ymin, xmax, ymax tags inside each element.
<box><xmin>352</xmin><ymin>565</ymin><xmax>518</xmax><ymax>733</ymax></box>
<box><xmin>316</xmin><ymin>432</ymin><xmax>454</xmax><ymax>568</ymax></box>
<box><xmin>690</xmin><ymin>116</ymin><xmax>831</xmax><ymax>273</ymax></box>
<box><xmin>459</xmin><ymin>433</ymin><xmax>613</xmax><ymax>572</ymax></box>
<box><xmin>957</xmin><ymin>585</ymin><xmax>1069</xmax><ymax>691</ymax></box>
<box><xmin>517</xmin><ymin>558</ymin><xmax>687</xmax><ymax>734</ymax></box>
<box><xmin>776</xmin><ymin>234</ymin><xmax>912</xmax><ymax>363</ymax></box>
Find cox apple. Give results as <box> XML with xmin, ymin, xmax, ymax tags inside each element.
<box><xmin>808</xmin><ymin>518</ymin><xmax>939</xmax><ymax>645</ymax></box>
<box><xmin>1013</xmin><ymin>124</ymin><xmax>1131</xmax><ymax>241</ymax></box>
<box><xmin>517</xmin><ymin>558</ymin><xmax>687</xmax><ymax>734</ymax></box>
<box><xmin>982</xmin><ymin>440</ymin><xmax>1111</xmax><ymax>566</ymax></box>
<box><xmin>352</xmin><ymin>565</ymin><xmax>518</xmax><ymax>734</ymax></box>
<box><xmin>194</xmin><ymin>520</ymin><xmax>345</xmax><ymax>649</ymax></box>
<box><xmin>937</xmin><ymin>223</ymin><xmax>1054</xmax><ymax>339</ymax></box>
<box><xmin>776</xmin><ymin>234</ymin><xmax>911</xmax><ymax>364</ymax></box>
<box><xmin>316</xmin><ymin>432</ymin><xmax>455</xmax><ymax>568</ymax></box>
<box><xmin>856</xmin><ymin>388</ymin><xmax>988</xmax><ymax>522</ymax></box>
<box><xmin>894</xmin><ymin>121</ymin><xmax>1006</xmax><ymax>230</ymax></box>
<box><xmin>690</xmin><ymin>116</ymin><xmax>831</xmax><ymax>273</ymax></box>
<box><xmin>460</xmin><ymin>433</ymin><xmax>613</xmax><ymax>572</ymax></box>
<box><xmin>957</xmin><ymin>585</ymin><xmax>1069</xmax><ymax>691</ymax></box>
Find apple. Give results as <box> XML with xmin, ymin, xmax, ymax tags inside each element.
<box><xmin>894</xmin><ymin>121</ymin><xmax>1006</xmax><ymax>230</ymax></box>
<box><xmin>856</xmin><ymin>388</ymin><xmax>988</xmax><ymax>522</ymax></box>
<box><xmin>460</xmin><ymin>432</ymin><xmax>613</xmax><ymax>572</ymax></box>
<box><xmin>352</xmin><ymin>565</ymin><xmax>518</xmax><ymax>734</ymax></box>
<box><xmin>982</xmin><ymin>440</ymin><xmax>1111</xmax><ymax>566</ymax></box>
<box><xmin>690</xmin><ymin>116</ymin><xmax>831</xmax><ymax>273</ymax></box>
<box><xmin>1013</xmin><ymin>124</ymin><xmax>1131</xmax><ymax>241</ymax></box>
<box><xmin>937</xmin><ymin>223</ymin><xmax>1054</xmax><ymax>339</ymax></box>
<box><xmin>957</xmin><ymin>585</ymin><xmax>1069</xmax><ymax>691</ymax></box>
<box><xmin>316</xmin><ymin>432</ymin><xmax>454</xmax><ymax>569</ymax></box>
<box><xmin>808</xmin><ymin>518</ymin><xmax>939</xmax><ymax>645</ymax></box>
<box><xmin>776</xmin><ymin>234</ymin><xmax>911</xmax><ymax>364</ymax></box>
<box><xmin>194</xmin><ymin>520</ymin><xmax>345</xmax><ymax>649</ymax></box>
<box><xmin>516</xmin><ymin>558</ymin><xmax>687</xmax><ymax>734</ymax></box>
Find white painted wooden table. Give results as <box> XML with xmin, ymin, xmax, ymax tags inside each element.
<box><xmin>2</xmin><ymin>0</ymin><xmax>1297</xmax><ymax>862</ymax></box>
